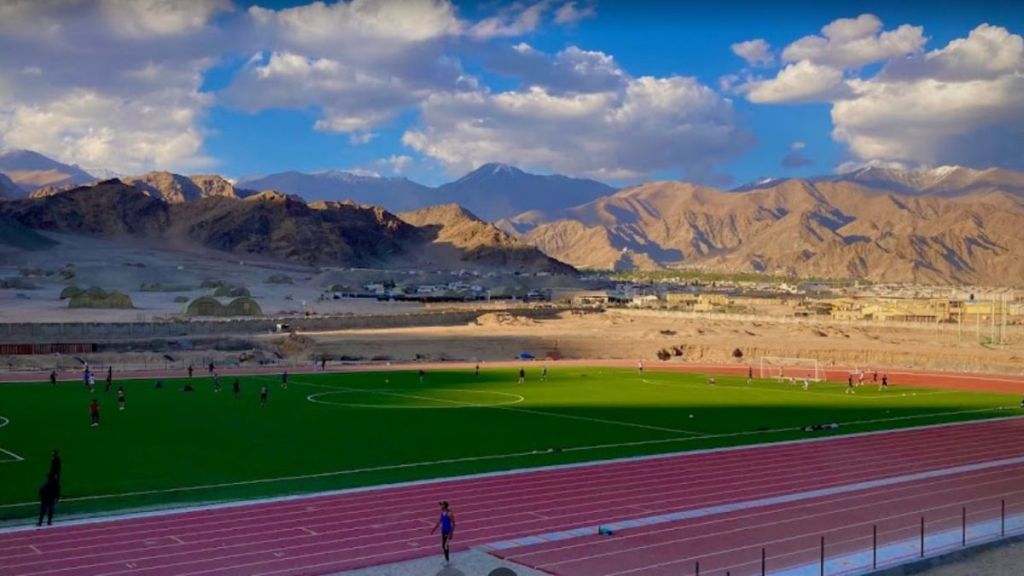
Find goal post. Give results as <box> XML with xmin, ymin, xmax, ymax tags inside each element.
<box><xmin>759</xmin><ymin>356</ymin><xmax>823</xmax><ymax>382</ymax></box>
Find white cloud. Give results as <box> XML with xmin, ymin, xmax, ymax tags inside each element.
<box><xmin>403</xmin><ymin>67</ymin><xmax>750</xmax><ymax>181</ymax></box>
<box><xmin>782</xmin><ymin>141</ymin><xmax>813</xmax><ymax>168</ymax></box>
<box><xmin>741</xmin><ymin>15</ymin><xmax>1024</xmax><ymax>170</ymax></box>
<box><xmin>554</xmin><ymin>1</ymin><xmax>596</xmax><ymax>25</ymax></box>
<box><xmin>101</xmin><ymin>0</ymin><xmax>234</xmax><ymax>38</ymax></box>
<box><xmin>782</xmin><ymin>14</ymin><xmax>926</xmax><ymax>68</ymax></box>
<box><xmin>469</xmin><ymin>1</ymin><xmax>553</xmax><ymax>40</ymax></box>
<box><xmin>486</xmin><ymin>44</ymin><xmax>625</xmax><ymax>94</ymax></box>
<box><xmin>745</xmin><ymin>60</ymin><xmax>847</xmax><ymax>103</ymax></box>
<box><xmin>0</xmin><ymin>1</ymin><xmax>224</xmax><ymax>173</ymax></box>
<box><xmin>732</xmin><ymin>39</ymin><xmax>773</xmax><ymax>67</ymax></box>
<box><xmin>379</xmin><ymin>154</ymin><xmax>413</xmax><ymax>174</ymax></box>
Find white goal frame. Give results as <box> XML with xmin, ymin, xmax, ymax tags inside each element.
<box><xmin>759</xmin><ymin>356</ymin><xmax>823</xmax><ymax>382</ymax></box>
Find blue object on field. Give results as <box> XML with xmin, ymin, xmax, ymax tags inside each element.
<box><xmin>516</xmin><ymin>352</ymin><xmax>535</xmax><ymax>360</ymax></box>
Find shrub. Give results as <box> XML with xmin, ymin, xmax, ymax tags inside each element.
<box><xmin>212</xmin><ymin>285</ymin><xmax>250</xmax><ymax>298</ymax></box>
<box><xmin>60</xmin><ymin>286</ymin><xmax>84</xmax><ymax>300</ymax></box>
<box><xmin>185</xmin><ymin>296</ymin><xmax>263</xmax><ymax>317</ymax></box>
<box><xmin>265</xmin><ymin>274</ymin><xmax>294</xmax><ymax>285</ymax></box>
<box><xmin>69</xmin><ymin>288</ymin><xmax>134</xmax><ymax>309</ymax></box>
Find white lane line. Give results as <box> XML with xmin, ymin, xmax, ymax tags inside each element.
<box><xmin>484</xmin><ymin>453</ymin><xmax>1024</xmax><ymax>552</ymax></box>
<box><xmin>1</xmin><ymin>415</ymin><xmax>1021</xmax><ymax>532</ymax></box>
<box><xmin>3</xmin><ymin>424</ymin><xmax>1017</xmax><ymax>558</ymax></box>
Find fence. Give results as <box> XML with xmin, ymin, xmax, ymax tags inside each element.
<box><xmin>681</xmin><ymin>492</ymin><xmax>1024</xmax><ymax>576</ymax></box>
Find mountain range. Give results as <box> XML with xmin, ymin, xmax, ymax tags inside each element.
<box><xmin>237</xmin><ymin>163</ymin><xmax>614</xmax><ymax>220</ymax></box>
<box><xmin>0</xmin><ymin>179</ymin><xmax>573</xmax><ymax>274</ymax></box>
<box><xmin>503</xmin><ymin>178</ymin><xmax>1024</xmax><ymax>285</ymax></box>
<box><xmin>3</xmin><ymin>149</ymin><xmax>1024</xmax><ymax>285</ymax></box>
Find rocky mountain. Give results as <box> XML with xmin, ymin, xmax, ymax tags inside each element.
<box><xmin>237</xmin><ymin>170</ymin><xmax>432</xmax><ymax>211</ymax></box>
<box><xmin>398</xmin><ymin>204</ymin><xmax>576</xmax><ymax>274</ymax></box>
<box><xmin>31</xmin><ymin>172</ymin><xmax>242</xmax><ymax>203</ymax></box>
<box><xmin>0</xmin><ymin>149</ymin><xmax>95</xmax><ymax>192</ymax></box>
<box><xmin>508</xmin><ymin>179</ymin><xmax>1024</xmax><ymax>285</ymax></box>
<box><xmin>829</xmin><ymin>165</ymin><xmax>1024</xmax><ymax>197</ymax></box>
<box><xmin>238</xmin><ymin>163</ymin><xmax>616</xmax><ymax>220</ymax></box>
<box><xmin>0</xmin><ymin>182</ymin><xmax>575</xmax><ymax>274</ymax></box>
<box><xmin>0</xmin><ymin>172</ymin><xmax>21</xmax><ymax>198</ymax></box>
<box><xmin>435</xmin><ymin>163</ymin><xmax>616</xmax><ymax>221</ymax></box>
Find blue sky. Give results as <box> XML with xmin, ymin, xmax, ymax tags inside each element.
<box><xmin>1</xmin><ymin>0</ymin><xmax>1022</xmax><ymax>187</ymax></box>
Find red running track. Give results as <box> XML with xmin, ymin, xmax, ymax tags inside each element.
<box><xmin>2</xmin><ymin>418</ymin><xmax>1024</xmax><ymax>575</ymax></box>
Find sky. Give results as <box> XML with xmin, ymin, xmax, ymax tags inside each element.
<box><xmin>0</xmin><ymin>0</ymin><xmax>1021</xmax><ymax>188</ymax></box>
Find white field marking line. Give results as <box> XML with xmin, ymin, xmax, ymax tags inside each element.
<box><xmin>1</xmin><ymin>415</ymin><xmax>1021</xmax><ymax>538</ymax></box>
<box><xmin>0</xmin><ymin>416</ymin><xmax>25</xmax><ymax>463</ymax></box>
<box><xmin>8</xmin><ymin>428</ymin><xmax>1022</xmax><ymax>571</ymax></box>
<box><xmin>6</xmin><ymin>426</ymin><xmax>1015</xmax><ymax>557</ymax></box>
<box><xmin>600</xmin><ymin>492</ymin><xmax>1024</xmax><ymax>576</ymax></box>
<box><xmin>6</xmin><ymin>428</ymin><xmax>1018</xmax><ymax>567</ymax></box>
<box><xmin>511</xmin><ymin>454</ymin><xmax>1024</xmax><ymax>569</ymax></box>
<box><xmin>517</xmin><ymin>463</ymin><xmax>1024</xmax><ymax>569</ymax></box>
<box><xmin>8</xmin><ymin>453</ymin><xmax>1024</xmax><ymax>573</ymax></box>
<box><xmin>523</xmin><ymin>463</ymin><xmax>1024</xmax><ymax>567</ymax></box>
<box><xmin>640</xmin><ymin>376</ymin><xmax>957</xmax><ymax>401</ymax></box>
<box><xmin>305</xmin><ymin>388</ymin><xmax>526</xmax><ymax>410</ymax></box>
<box><xmin>4</xmin><ymin>424</ymin><xmax>1006</xmax><ymax>555</ymax></box>
<box><xmin>96</xmin><ymin>474</ymin><xmax>1024</xmax><ymax>576</ymax></box>
<box><xmin>289</xmin><ymin>377</ymin><xmax>705</xmax><ymax>437</ymax></box>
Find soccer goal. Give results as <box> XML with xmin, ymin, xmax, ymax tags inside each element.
<box><xmin>759</xmin><ymin>356</ymin><xmax>823</xmax><ymax>382</ymax></box>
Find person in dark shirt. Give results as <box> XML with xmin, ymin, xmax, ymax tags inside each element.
<box><xmin>89</xmin><ymin>398</ymin><xmax>100</xmax><ymax>427</ymax></box>
<box><xmin>208</xmin><ymin>362</ymin><xmax>215</xmax><ymax>375</ymax></box>
<box><xmin>260</xmin><ymin>384</ymin><xmax>268</xmax><ymax>406</ymax></box>
<box><xmin>281</xmin><ymin>371</ymin><xmax>288</xmax><ymax>389</ymax></box>
<box><xmin>187</xmin><ymin>364</ymin><xmax>193</xmax><ymax>379</ymax></box>
<box><xmin>518</xmin><ymin>368</ymin><xmax>525</xmax><ymax>384</ymax></box>
<box><xmin>105</xmin><ymin>366</ymin><xmax>113</xmax><ymax>393</ymax></box>
<box><xmin>233</xmin><ymin>378</ymin><xmax>240</xmax><ymax>398</ymax></box>
<box><xmin>38</xmin><ymin>475</ymin><xmax>60</xmax><ymax>526</ymax></box>
<box><xmin>49</xmin><ymin>370</ymin><xmax>57</xmax><ymax>386</ymax></box>
<box><xmin>419</xmin><ymin>369</ymin><xmax>425</xmax><ymax>384</ymax></box>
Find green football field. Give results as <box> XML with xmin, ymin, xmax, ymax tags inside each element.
<box><xmin>0</xmin><ymin>366</ymin><xmax>1019</xmax><ymax>523</ymax></box>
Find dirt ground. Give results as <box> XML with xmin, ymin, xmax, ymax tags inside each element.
<box><xmin>292</xmin><ymin>308</ymin><xmax>1024</xmax><ymax>375</ymax></box>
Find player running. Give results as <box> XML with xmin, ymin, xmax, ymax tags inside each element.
<box><xmin>89</xmin><ymin>398</ymin><xmax>100</xmax><ymax>427</ymax></box>
<box><xmin>541</xmin><ymin>366</ymin><xmax>548</xmax><ymax>382</ymax></box>
<box><xmin>117</xmin><ymin>386</ymin><xmax>126</xmax><ymax>410</ymax></box>
<box><xmin>430</xmin><ymin>501</ymin><xmax>456</xmax><ymax>566</ymax></box>
<box><xmin>281</xmin><ymin>371</ymin><xmax>288</xmax><ymax>389</ymax></box>
<box><xmin>233</xmin><ymin>378</ymin><xmax>240</xmax><ymax>398</ymax></box>
<box><xmin>846</xmin><ymin>374</ymin><xmax>855</xmax><ymax>394</ymax></box>
<box><xmin>879</xmin><ymin>374</ymin><xmax>889</xmax><ymax>391</ymax></box>
<box><xmin>419</xmin><ymin>369</ymin><xmax>425</xmax><ymax>385</ymax></box>
<box><xmin>260</xmin><ymin>384</ymin><xmax>268</xmax><ymax>406</ymax></box>
<box><xmin>49</xmin><ymin>370</ymin><xmax>57</xmax><ymax>386</ymax></box>
<box><xmin>474</xmin><ymin>363</ymin><xmax>480</xmax><ymax>378</ymax></box>
<box><xmin>105</xmin><ymin>366</ymin><xmax>113</xmax><ymax>393</ymax></box>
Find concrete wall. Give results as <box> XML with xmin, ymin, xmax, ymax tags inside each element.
<box><xmin>0</xmin><ymin>307</ymin><xmax>568</xmax><ymax>344</ymax></box>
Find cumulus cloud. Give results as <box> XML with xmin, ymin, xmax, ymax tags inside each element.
<box><xmin>486</xmin><ymin>43</ymin><xmax>625</xmax><ymax>94</ymax></box>
<box><xmin>746</xmin><ymin>60</ymin><xmax>847</xmax><ymax>103</ymax></box>
<box><xmin>781</xmin><ymin>141</ymin><xmax>813</xmax><ymax>168</ymax></box>
<box><xmin>781</xmin><ymin>14</ymin><xmax>925</xmax><ymax>68</ymax></box>
<box><xmin>739</xmin><ymin>15</ymin><xmax>1024</xmax><ymax>170</ymax></box>
<box><xmin>403</xmin><ymin>60</ymin><xmax>751</xmax><ymax>180</ymax></box>
<box><xmin>732</xmin><ymin>39</ymin><xmax>773</xmax><ymax>67</ymax></box>
<box><xmin>0</xmin><ymin>1</ymin><xmax>224</xmax><ymax>173</ymax></box>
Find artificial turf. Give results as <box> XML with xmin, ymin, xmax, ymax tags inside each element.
<box><xmin>0</xmin><ymin>366</ymin><xmax>1019</xmax><ymax>523</ymax></box>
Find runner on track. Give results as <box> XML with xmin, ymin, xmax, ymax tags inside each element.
<box><xmin>430</xmin><ymin>501</ymin><xmax>456</xmax><ymax>566</ymax></box>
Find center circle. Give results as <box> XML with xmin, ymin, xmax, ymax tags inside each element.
<box><xmin>306</xmin><ymin>388</ymin><xmax>525</xmax><ymax>409</ymax></box>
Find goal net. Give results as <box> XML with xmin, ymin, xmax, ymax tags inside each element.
<box><xmin>759</xmin><ymin>356</ymin><xmax>823</xmax><ymax>382</ymax></box>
